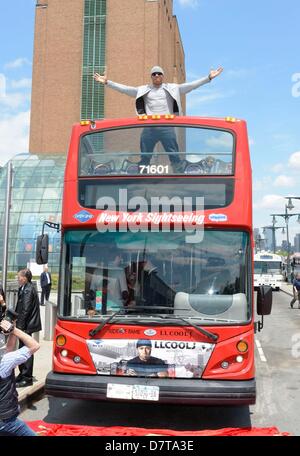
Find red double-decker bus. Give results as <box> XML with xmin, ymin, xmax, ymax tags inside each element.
<box><xmin>40</xmin><ymin>115</ymin><xmax>272</xmax><ymax>404</ymax></box>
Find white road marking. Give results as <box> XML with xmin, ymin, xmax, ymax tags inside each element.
<box><xmin>255</xmin><ymin>339</ymin><xmax>267</xmax><ymax>362</ymax></box>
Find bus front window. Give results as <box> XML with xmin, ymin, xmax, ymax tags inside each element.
<box><xmin>60</xmin><ymin>230</ymin><xmax>251</xmax><ymax>324</ymax></box>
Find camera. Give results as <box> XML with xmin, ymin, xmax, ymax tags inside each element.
<box><xmin>0</xmin><ymin>309</ymin><xmax>18</xmax><ymax>334</ymax></box>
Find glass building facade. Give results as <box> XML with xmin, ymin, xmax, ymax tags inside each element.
<box><xmin>0</xmin><ymin>154</ymin><xmax>66</xmax><ymax>276</ymax></box>
<box><xmin>81</xmin><ymin>0</ymin><xmax>107</xmax><ymax>120</ymax></box>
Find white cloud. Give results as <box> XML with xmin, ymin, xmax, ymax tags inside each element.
<box><xmin>177</xmin><ymin>0</ymin><xmax>200</xmax><ymax>7</ymax></box>
<box><xmin>253</xmin><ymin>194</ymin><xmax>285</xmax><ymax>210</ymax></box>
<box><xmin>273</xmin><ymin>175</ymin><xmax>296</xmax><ymax>188</ymax></box>
<box><xmin>288</xmin><ymin>151</ymin><xmax>300</xmax><ymax>169</ymax></box>
<box><xmin>186</xmin><ymin>90</ymin><xmax>235</xmax><ymax>111</ymax></box>
<box><xmin>0</xmin><ymin>74</ymin><xmax>6</xmax><ymax>98</ymax></box>
<box><xmin>225</xmin><ymin>68</ymin><xmax>253</xmax><ymax>79</ymax></box>
<box><xmin>205</xmin><ymin>132</ymin><xmax>232</xmax><ymax>149</ymax></box>
<box><xmin>0</xmin><ymin>91</ymin><xmax>31</xmax><ymax>111</ymax></box>
<box><xmin>4</xmin><ymin>58</ymin><xmax>31</xmax><ymax>69</ymax></box>
<box><xmin>10</xmin><ymin>78</ymin><xmax>32</xmax><ymax>90</ymax></box>
<box><xmin>0</xmin><ymin>111</ymin><xmax>30</xmax><ymax>165</ymax></box>
<box><xmin>253</xmin><ymin>176</ymin><xmax>273</xmax><ymax>191</ymax></box>
<box><xmin>271</xmin><ymin>163</ymin><xmax>285</xmax><ymax>173</ymax></box>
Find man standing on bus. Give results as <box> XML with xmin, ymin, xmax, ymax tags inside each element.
<box><xmin>290</xmin><ymin>273</ymin><xmax>300</xmax><ymax>309</ymax></box>
<box><xmin>93</xmin><ymin>66</ymin><xmax>223</xmax><ymax>169</ymax></box>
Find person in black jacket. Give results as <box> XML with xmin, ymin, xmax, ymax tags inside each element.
<box><xmin>0</xmin><ymin>320</ymin><xmax>39</xmax><ymax>436</ymax></box>
<box><xmin>15</xmin><ymin>269</ymin><xmax>42</xmax><ymax>387</ymax></box>
<box><xmin>40</xmin><ymin>266</ymin><xmax>52</xmax><ymax>306</ymax></box>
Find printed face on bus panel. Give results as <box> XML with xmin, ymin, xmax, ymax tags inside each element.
<box><xmin>137</xmin><ymin>345</ymin><xmax>152</xmax><ymax>361</ymax></box>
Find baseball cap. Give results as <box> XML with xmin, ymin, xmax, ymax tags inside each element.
<box><xmin>151</xmin><ymin>66</ymin><xmax>164</xmax><ymax>75</ymax></box>
<box><xmin>136</xmin><ymin>339</ymin><xmax>152</xmax><ymax>348</ymax></box>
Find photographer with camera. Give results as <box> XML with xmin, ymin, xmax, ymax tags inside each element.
<box><xmin>15</xmin><ymin>269</ymin><xmax>41</xmax><ymax>388</ymax></box>
<box><xmin>0</xmin><ymin>318</ymin><xmax>40</xmax><ymax>436</ymax></box>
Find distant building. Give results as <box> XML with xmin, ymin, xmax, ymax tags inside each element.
<box><xmin>264</xmin><ymin>228</ymin><xmax>273</xmax><ymax>251</ymax></box>
<box><xmin>294</xmin><ymin>233</ymin><xmax>300</xmax><ymax>252</ymax></box>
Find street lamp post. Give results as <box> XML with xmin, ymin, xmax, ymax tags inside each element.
<box><xmin>262</xmin><ymin>215</ymin><xmax>285</xmax><ymax>253</ymax></box>
<box><xmin>271</xmin><ymin>200</ymin><xmax>300</xmax><ymax>282</ymax></box>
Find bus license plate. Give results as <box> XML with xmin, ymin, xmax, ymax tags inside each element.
<box><xmin>132</xmin><ymin>385</ymin><xmax>159</xmax><ymax>401</ymax></box>
<box><xmin>107</xmin><ymin>383</ymin><xmax>159</xmax><ymax>401</ymax></box>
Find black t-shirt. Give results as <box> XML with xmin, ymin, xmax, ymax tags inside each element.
<box><xmin>126</xmin><ymin>355</ymin><xmax>168</xmax><ymax>376</ymax></box>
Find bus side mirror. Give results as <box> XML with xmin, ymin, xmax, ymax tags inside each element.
<box><xmin>257</xmin><ymin>285</ymin><xmax>272</xmax><ymax>315</ymax></box>
<box><xmin>36</xmin><ymin>234</ymin><xmax>49</xmax><ymax>265</ymax></box>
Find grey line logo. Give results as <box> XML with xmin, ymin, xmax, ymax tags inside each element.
<box><xmin>95</xmin><ymin>189</ymin><xmax>205</xmax><ymax>243</ymax></box>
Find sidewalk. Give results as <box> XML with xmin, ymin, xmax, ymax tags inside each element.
<box><xmin>280</xmin><ymin>282</ymin><xmax>294</xmax><ymax>297</ymax></box>
<box><xmin>17</xmin><ymin>305</ymin><xmax>53</xmax><ymax>406</ymax></box>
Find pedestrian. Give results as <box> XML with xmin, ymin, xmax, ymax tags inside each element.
<box><xmin>0</xmin><ymin>319</ymin><xmax>40</xmax><ymax>436</ymax></box>
<box><xmin>93</xmin><ymin>65</ymin><xmax>223</xmax><ymax>169</ymax></box>
<box><xmin>40</xmin><ymin>266</ymin><xmax>52</xmax><ymax>306</ymax></box>
<box><xmin>15</xmin><ymin>269</ymin><xmax>41</xmax><ymax>387</ymax></box>
<box><xmin>290</xmin><ymin>273</ymin><xmax>300</xmax><ymax>309</ymax></box>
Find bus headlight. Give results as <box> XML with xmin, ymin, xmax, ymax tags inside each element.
<box><xmin>56</xmin><ymin>335</ymin><xmax>66</xmax><ymax>346</ymax></box>
<box><xmin>237</xmin><ymin>340</ymin><xmax>248</xmax><ymax>353</ymax></box>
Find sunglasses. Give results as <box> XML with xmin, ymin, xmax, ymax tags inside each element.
<box><xmin>151</xmin><ymin>72</ymin><xmax>163</xmax><ymax>77</ymax></box>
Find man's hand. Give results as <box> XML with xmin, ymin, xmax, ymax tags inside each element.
<box><xmin>93</xmin><ymin>73</ymin><xmax>107</xmax><ymax>84</ymax></box>
<box><xmin>209</xmin><ymin>67</ymin><xmax>223</xmax><ymax>80</ymax></box>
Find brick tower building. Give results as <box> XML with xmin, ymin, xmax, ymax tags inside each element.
<box><xmin>29</xmin><ymin>0</ymin><xmax>185</xmax><ymax>154</ymax></box>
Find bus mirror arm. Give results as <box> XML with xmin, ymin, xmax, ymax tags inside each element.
<box><xmin>254</xmin><ymin>315</ymin><xmax>264</xmax><ymax>333</ymax></box>
<box><xmin>42</xmin><ymin>221</ymin><xmax>60</xmax><ymax>234</ymax></box>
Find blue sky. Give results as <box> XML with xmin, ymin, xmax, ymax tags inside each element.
<box><xmin>0</xmin><ymin>0</ymin><xmax>300</xmax><ymax>243</ymax></box>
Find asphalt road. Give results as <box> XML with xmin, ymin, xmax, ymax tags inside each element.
<box><xmin>21</xmin><ymin>290</ymin><xmax>300</xmax><ymax>435</ymax></box>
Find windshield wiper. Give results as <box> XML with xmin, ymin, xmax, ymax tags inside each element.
<box><xmin>89</xmin><ymin>306</ymin><xmax>173</xmax><ymax>337</ymax></box>
<box><xmin>89</xmin><ymin>309</ymin><xmax>125</xmax><ymax>337</ymax></box>
<box><xmin>89</xmin><ymin>307</ymin><xmax>219</xmax><ymax>342</ymax></box>
<box><xmin>160</xmin><ymin>314</ymin><xmax>219</xmax><ymax>342</ymax></box>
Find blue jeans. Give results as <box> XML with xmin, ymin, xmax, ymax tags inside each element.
<box><xmin>0</xmin><ymin>416</ymin><xmax>36</xmax><ymax>436</ymax></box>
<box><xmin>140</xmin><ymin>127</ymin><xmax>180</xmax><ymax>166</ymax></box>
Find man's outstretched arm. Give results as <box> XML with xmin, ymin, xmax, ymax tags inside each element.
<box><xmin>93</xmin><ymin>72</ymin><xmax>138</xmax><ymax>97</ymax></box>
<box><xmin>178</xmin><ymin>66</ymin><xmax>223</xmax><ymax>94</ymax></box>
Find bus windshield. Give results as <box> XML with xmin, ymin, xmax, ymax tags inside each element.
<box><xmin>60</xmin><ymin>230</ymin><xmax>251</xmax><ymax>324</ymax></box>
<box><xmin>79</xmin><ymin>125</ymin><xmax>234</xmax><ymax>176</ymax></box>
<box><xmin>254</xmin><ymin>261</ymin><xmax>282</xmax><ymax>275</ymax></box>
